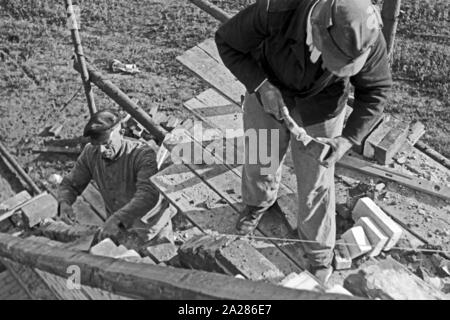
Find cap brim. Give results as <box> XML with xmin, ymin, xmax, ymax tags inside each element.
<box><xmin>321</xmin><ymin>47</ymin><xmax>370</xmax><ymax>77</ymax></box>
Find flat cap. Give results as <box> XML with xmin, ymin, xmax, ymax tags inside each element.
<box><xmin>83</xmin><ymin>110</ymin><xmax>120</xmax><ymax>138</ymax></box>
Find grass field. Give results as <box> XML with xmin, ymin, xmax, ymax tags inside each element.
<box><xmin>0</xmin><ymin>0</ymin><xmax>448</xmax><ymax>185</ymax></box>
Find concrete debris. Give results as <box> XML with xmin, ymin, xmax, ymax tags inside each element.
<box><xmin>344</xmin><ymin>257</ymin><xmax>446</xmax><ymax>300</ymax></box>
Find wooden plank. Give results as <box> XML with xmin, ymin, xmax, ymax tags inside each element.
<box><xmin>0</xmin><ymin>233</ymin><xmax>354</xmax><ymax>300</ymax></box>
<box><xmin>197</xmin><ymin>38</ymin><xmax>223</xmax><ymax>64</ymax></box>
<box><xmin>151</xmin><ymin>164</ymin><xmax>302</xmax><ymax>275</ymax></box>
<box><xmin>177</xmin><ymin>46</ymin><xmax>245</xmax><ymax>104</ymax></box>
<box><xmin>183</xmin><ymin>95</ymin><xmax>299</xmax><ymax>232</ymax></box>
<box><xmin>338</xmin><ymin>153</ymin><xmax>450</xmax><ymax>201</ymax></box>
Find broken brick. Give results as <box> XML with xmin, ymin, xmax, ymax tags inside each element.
<box><xmin>21</xmin><ymin>193</ymin><xmax>58</xmax><ymax>228</ymax></box>
<box><xmin>341</xmin><ymin>226</ymin><xmax>372</xmax><ymax>259</ymax></box>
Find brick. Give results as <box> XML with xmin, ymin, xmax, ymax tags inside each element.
<box><xmin>326</xmin><ymin>285</ymin><xmax>353</xmax><ymax>296</ymax></box>
<box><xmin>21</xmin><ymin>193</ymin><xmax>58</xmax><ymax>228</ymax></box>
<box><xmin>179</xmin><ymin>235</ymin><xmax>284</xmax><ymax>281</ymax></box>
<box><xmin>363</xmin><ymin>114</ymin><xmax>390</xmax><ymax>158</ymax></box>
<box><xmin>333</xmin><ymin>239</ymin><xmax>352</xmax><ymax>270</ymax></box>
<box><xmin>355</xmin><ymin>217</ymin><xmax>389</xmax><ymax>257</ymax></box>
<box><xmin>146</xmin><ymin>243</ymin><xmax>178</xmax><ymax>263</ymax></box>
<box><xmin>304</xmin><ymin>139</ymin><xmax>331</xmax><ymax>163</ymax></box>
<box><xmin>363</xmin><ymin>115</ymin><xmax>409</xmax><ymax>164</ymax></box>
<box><xmin>0</xmin><ymin>191</ymin><xmax>32</xmax><ymax>213</ymax></box>
<box><xmin>341</xmin><ymin>226</ymin><xmax>372</xmax><ymax>259</ymax></box>
<box><xmin>279</xmin><ymin>272</ymin><xmax>323</xmax><ymax>292</ymax></box>
<box><xmin>375</xmin><ymin>119</ymin><xmax>409</xmax><ymax>165</ymax></box>
<box><xmin>90</xmin><ymin>238</ymin><xmax>120</xmax><ymax>257</ymax></box>
<box><xmin>352</xmin><ymin>197</ymin><xmax>402</xmax><ymax>251</ymax></box>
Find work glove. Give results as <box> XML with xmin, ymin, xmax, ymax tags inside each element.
<box><xmin>98</xmin><ymin>215</ymin><xmax>125</xmax><ymax>242</ymax></box>
<box><xmin>255</xmin><ymin>80</ymin><xmax>285</xmax><ymax>121</ymax></box>
<box><xmin>58</xmin><ymin>201</ymin><xmax>76</xmax><ymax>225</ymax></box>
<box><xmin>316</xmin><ymin>136</ymin><xmax>354</xmax><ymax>168</ymax></box>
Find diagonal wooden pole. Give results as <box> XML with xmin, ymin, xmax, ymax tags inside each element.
<box><xmin>65</xmin><ymin>0</ymin><xmax>96</xmax><ymax>115</ymax></box>
<box><xmin>381</xmin><ymin>0</ymin><xmax>402</xmax><ymax>61</ymax></box>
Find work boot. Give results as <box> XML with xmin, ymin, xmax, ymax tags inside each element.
<box><xmin>236</xmin><ymin>205</ymin><xmax>270</xmax><ymax>235</ymax></box>
<box><xmin>309</xmin><ymin>265</ymin><xmax>333</xmax><ymax>285</ymax></box>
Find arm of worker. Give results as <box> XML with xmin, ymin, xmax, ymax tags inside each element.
<box><xmin>215</xmin><ymin>1</ymin><xmax>269</xmax><ymax>93</ymax></box>
<box><xmin>110</xmin><ymin>148</ymin><xmax>159</xmax><ymax>230</ymax></box>
<box><xmin>344</xmin><ymin>33</ymin><xmax>393</xmax><ymax>146</ymax></box>
<box><xmin>57</xmin><ymin>146</ymin><xmax>93</xmax><ymax>223</ymax></box>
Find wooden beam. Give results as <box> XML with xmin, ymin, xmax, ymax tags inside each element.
<box><xmin>188</xmin><ymin>0</ymin><xmax>231</xmax><ymax>23</ymax></box>
<box><xmin>0</xmin><ymin>141</ymin><xmax>41</xmax><ymax>195</ymax></box>
<box><xmin>65</xmin><ymin>0</ymin><xmax>96</xmax><ymax>115</ymax></box>
<box><xmin>381</xmin><ymin>0</ymin><xmax>402</xmax><ymax>59</ymax></box>
<box><xmin>0</xmin><ymin>233</ymin><xmax>356</xmax><ymax>300</ymax></box>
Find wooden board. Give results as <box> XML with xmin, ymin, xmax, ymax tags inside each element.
<box><xmin>177</xmin><ymin>45</ymin><xmax>245</xmax><ymax>105</ymax></box>
<box><xmin>339</xmin><ymin>152</ymin><xmax>450</xmax><ymax>201</ymax></box>
<box><xmin>0</xmin><ymin>233</ymin><xmax>353</xmax><ymax>300</ymax></box>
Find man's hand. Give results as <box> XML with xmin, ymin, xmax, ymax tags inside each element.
<box><xmin>256</xmin><ymin>80</ymin><xmax>285</xmax><ymax>120</ymax></box>
<box><xmin>59</xmin><ymin>202</ymin><xmax>76</xmax><ymax>225</ymax></box>
<box><xmin>316</xmin><ymin>136</ymin><xmax>354</xmax><ymax>168</ymax></box>
<box><xmin>99</xmin><ymin>215</ymin><xmax>124</xmax><ymax>241</ymax></box>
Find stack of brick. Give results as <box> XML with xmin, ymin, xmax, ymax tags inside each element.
<box><xmin>333</xmin><ymin>197</ymin><xmax>403</xmax><ymax>270</ymax></box>
<box><xmin>178</xmin><ymin>234</ymin><xmax>285</xmax><ymax>282</ymax></box>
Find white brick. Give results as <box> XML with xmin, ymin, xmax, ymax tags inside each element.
<box><xmin>355</xmin><ymin>217</ymin><xmax>389</xmax><ymax>257</ymax></box>
<box><xmin>333</xmin><ymin>239</ymin><xmax>352</xmax><ymax>270</ymax></box>
<box><xmin>280</xmin><ymin>272</ymin><xmax>322</xmax><ymax>292</ymax></box>
<box><xmin>341</xmin><ymin>226</ymin><xmax>372</xmax><ymax>259</ymax></box>
<box><xmin>326</xmin><ymin>285</ymin><xmax>353</xmax><ymax>296</ymax></box>
<box><xmin>352</xmin><ymin>197</ymin><xmax>402</xmax><ymax>251</ymax></box>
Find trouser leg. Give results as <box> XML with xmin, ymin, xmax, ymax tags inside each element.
<box><xmin>241</xmin><ymin>92</ymin><xmax>290</xmax><ymax>208</ymax></box>
<box><xmin>289</xmin><ymin>107</ymin><xmax>346</xmax><ymax>268</ymax></box>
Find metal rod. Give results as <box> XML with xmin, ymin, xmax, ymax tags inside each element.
<box><xmin>0</xmin><ymin>141</ymin><xmax>41</xmax><ymax>195</ymax></box>
<box><xmin>65</xmin><ymin>0</ymin><xmax>97</xmax><ymax>115</ymax></box>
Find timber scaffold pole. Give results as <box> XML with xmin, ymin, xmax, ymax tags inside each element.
<box><xmin>65</xmin><ymin>0</ymin><xmax>97</xmax><ymax>115</ymax></box>
<box><xmin>73</xmin><ymin>60</ymin><xmax>168</xmax><ymax>144</ymax></box>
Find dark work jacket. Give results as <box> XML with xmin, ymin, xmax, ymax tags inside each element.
<box><xmin>215</xmin><ymin>0</ymin><xmax>393</xmax><ymax>145</ymax></box>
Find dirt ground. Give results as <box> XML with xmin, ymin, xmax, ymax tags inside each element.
<box><xmin>0</xmin><ymin>0</ymin><xmax>449</xmax><ymax>296</ymax></box>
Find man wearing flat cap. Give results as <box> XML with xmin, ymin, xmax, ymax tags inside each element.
<box><xmin>215</xmin><ymin>0</ymin><xmax>392</xmax><ymax>283</ymax></box>
<box><xmin>57</xmin><ymin>110</ymin><xmax>174</xmax><ymax>244</ymax></box>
